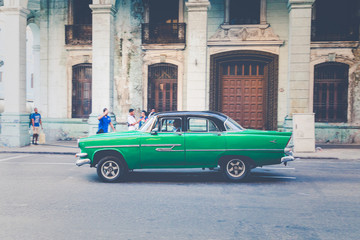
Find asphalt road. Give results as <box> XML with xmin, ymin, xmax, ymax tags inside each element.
<box><xmin>0</xmin><ymin>153</ymin><xmax>359</xmax><ymax>240</ymax></box>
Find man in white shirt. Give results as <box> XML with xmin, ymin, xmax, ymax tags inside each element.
<box><xmin>127</xmin><ymin>109</ymin><xmax>139</xmax><ymax>130</ymax></box>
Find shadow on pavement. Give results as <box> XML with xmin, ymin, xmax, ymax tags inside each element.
<box><xmin>85</xmin><ymin>169</ymin><xmax>295</xmax><ymax>184</ymax></box>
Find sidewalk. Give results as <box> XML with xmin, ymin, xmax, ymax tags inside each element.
<box><xmin>0</xmin><ymin>140</ymin><xmax>79</xmax><ymax>155</ymax></box>
<box><xmin>0</xmin><ymin>141</ymin><xmax>359</xmax><ymax>160</ymax></box>
<box><xmin>294</xmin><ymin>147</ymin><xmax>360</xmax><ymax>160</ymax></box>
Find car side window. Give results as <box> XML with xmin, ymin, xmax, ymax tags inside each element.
<box><xmin>188</xmin><ymin>118</ymin><xmax>219</xmax><ymax>132</ymax></box>
<box><xmin>158</xmin><ymin>118</ymin><xmax>182</xmax><ymax>132</ymax></box>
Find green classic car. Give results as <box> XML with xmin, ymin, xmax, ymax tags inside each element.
<box><xmin>76</xmin><ymin>111</ymin><xmax>294</xmax><ymax>182</ymax></box>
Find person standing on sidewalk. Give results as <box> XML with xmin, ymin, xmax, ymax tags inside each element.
<box><xmin>139</xmin><ymin>110</ymin><xmax>148</xmax><ymax>128</ymax></box>
<box><xmin>31</xmin><ymin>108</ymin><xmax>43</xmax><ymax>145</ymax></box>
<box><xmin>97</xmin><ymin>108</ymin><xmax>115</xmax><ymax>134</ymax></box>
<box><xmin>128</xmin><ymin>109</ymin><xmax>140</xmax><ymax>130</ymax></box>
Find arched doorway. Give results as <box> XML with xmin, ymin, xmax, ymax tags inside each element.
<box><xmin>314</xmin><ymin>62</ymin><xmax>348</xmax><ymax>122</ymax></box>
<box><xmin>72</xmin><ymin>64</ymin><xmax>92</xmax><ymax>118</ymax></box>
<box><xmin>148</xmin><ymin>63</ymin><xmax>178</xmax><ymax>112</ymax></box>
<box><xmin>210</xmin><ymin>51</ymin><xmax>278</xmax><ymax>130</ymax></box>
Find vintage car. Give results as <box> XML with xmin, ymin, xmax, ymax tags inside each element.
<box><xmin>76</xmin><ymin>111</ymin><xmax>294</xmax><ymax>182</ymax></box>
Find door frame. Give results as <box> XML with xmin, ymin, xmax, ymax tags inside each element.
<box><xmin>209</xmin><ymin>50</ymin><xmax>278</xmax><ymax>130</ymax></box>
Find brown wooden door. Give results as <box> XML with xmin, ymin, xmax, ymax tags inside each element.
<box><xmin>221</xmin><ymin>62</ymin><xmax>266</xmax><ymax>129</ymax></box>
<box><xmin>148</xmin><ymin>64</ymin><xmax>178</xmax><ymax>112</ymax></box>
<box><xmin>72</xmin><ymin>64</ymin><xmax>92</xmax><ymax>118</ymax></box>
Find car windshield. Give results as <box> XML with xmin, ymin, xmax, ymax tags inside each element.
<box><xmin>139</xmin><ymin>116</ymin><xmax>156</xmax><ymax>132</ymax></box>
<box><xmin>224</xmin><ymin>117</ymin><xmax>244</xmax><ymax>131</ymax></box>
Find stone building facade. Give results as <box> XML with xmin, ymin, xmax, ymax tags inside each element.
<box><xmin>0</xmin><ymin>0</ymin><xmax>359</xmax><ymax>147</ymax></box>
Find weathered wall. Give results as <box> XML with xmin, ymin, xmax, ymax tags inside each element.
<box><xmin>310</xmin><ymin>45</ymin><xmax>360</xmax><ymax>143</ymax></box>
<box><xmin>39</xmin><ymin>0</ymin><xmax>68</xmax><ymax>118</ymax></box>
<box><xmin>113</xmin><ymin>0</ymin><xmax>143</xmax><ymax>123</ymax></box>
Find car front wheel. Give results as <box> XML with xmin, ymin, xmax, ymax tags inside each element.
<box><xmin>222</xmin><ymin>158</ymin><xmax>249</xmax><ymax>182</ymax></box>
<box><xmin>97</xmin><ymin>156</ymin><xmax>128</xmax><ymax>182</ymax></box>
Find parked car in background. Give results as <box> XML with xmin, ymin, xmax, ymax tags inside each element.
<box><xmin>76</xmin><ymin>111</ymin><xmax>294</xmax><ymax>182</ymax></box>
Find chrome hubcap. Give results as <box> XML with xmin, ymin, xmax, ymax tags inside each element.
<box><xmin>226</xmin><ymin>159</ymin><xmax>245</xmax><ymax>178</ymax></box>
<box><xmin>101</xmin><ymin>161</ymin><xmax>120</xmax><ymax>180</ymax></box>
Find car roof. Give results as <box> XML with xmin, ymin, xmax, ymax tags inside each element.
<box><xmin>153</xmin><ymin>111</ymin><xmax>229</xmax><ymax>121</ymax></box>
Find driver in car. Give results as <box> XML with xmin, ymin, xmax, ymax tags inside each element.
<box><xmin>172</xmin><ymin>119</ymin><xmax>182</xmax><ymax>132</ymax></box>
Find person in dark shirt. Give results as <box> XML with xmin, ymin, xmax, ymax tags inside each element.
<box><xmin>97</xmin><ymin>108</ymin><xmax>115</xmax><ymax>134</ymax></box>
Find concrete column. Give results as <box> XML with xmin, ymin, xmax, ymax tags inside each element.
<box><xmin>0</xmin><ymin>4</ymin><xmax>31</xmax><ymax>147</ymax></box>
<box><xmin>287</xmin><ymin>0</ymin><xmax>314</xmax><ymax>115</ymax></box>
<box><xmin>88</xmin><ymin>2</ymin><xmax>117</xmax><ymax>135</ymax></box>
<box><xmin>224</xmin><ymin>0</ymin><xmax>230</xmax><ymax>24</ymax></box>
<box><xmin>33</xmin><ymin>44</ymin><xmax>41</xmax><ymax>108</ymax></box>
<box><xmin>260</xmin><ymin>0</ymin><xmax>267</xmax><ymax>24</ymax></box>
<box><xmin>185</xmin><ymin>0</ymin><xmax>210</xmax><ymax>111</ymax></box>
<box><xmin>287</xmin><ymin>0</ymin><xmax>315</xmax><ymax>152</ymax></box>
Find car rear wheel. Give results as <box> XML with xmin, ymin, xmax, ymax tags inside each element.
<box><xmin>222</xmin><ymin>158</ymin><xmax>249</xmax><ymax>182</ymax></box>
<box><xmin>97</xmin><ymin>156</ymin><xmax>128</xmax><ymax>182</ymax></box>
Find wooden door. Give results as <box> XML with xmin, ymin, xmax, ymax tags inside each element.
<box><xmin>148</xmin><ymin>64</ymin><xmax>178</xmax><ymax>112</ymax></box>
<box><xmin>72</xmin><ymin>64</ymin><xmax>92</xmax><ymax>118</ymax></box>
<box><xmin>221</xmin><ymin>62</ymin><xmax>266</xmax><ymax>129</ymax></box>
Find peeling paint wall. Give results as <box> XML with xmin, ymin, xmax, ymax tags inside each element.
<box><xmin>310</xmin><ymin>44</ymin><xmax>360</xmax><ymax>143</ymax></box>
<box><xmin>113</xmin><ymin>0</ymin><xmax>144</xmax><ymax>123</ymax></box>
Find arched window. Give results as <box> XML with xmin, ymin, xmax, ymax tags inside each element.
<box><xmin>72</xmin><ymin>64</ymin><xmax>92</xmax><ymax>118</ymax></box>
<box><xmin>313</xmin><ymin>63</ymin><xmax>348</xmax><ymax>122</ymax></box>
<box><xmin>148</xmin><ymin>64</ymin><xmax>178</xmax><ymax>112</ymax></box>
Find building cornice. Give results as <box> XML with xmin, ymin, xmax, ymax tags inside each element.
<box><xmin>287</xmin><ymin>0</ymin><xmax>315</xmax><ymax>10</ymax></box>
<box><xmin>89</xmin><ymin>4</ymin><xmax>117</xmax><ymax>16</ymax></box>
<box><xmin>185</xmin><ymin>1</ymin><xmax>210</xmax><ymax>12</ymax></box>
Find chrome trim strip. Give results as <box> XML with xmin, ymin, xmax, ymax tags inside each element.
<box><xmin>85</xmin><ymin>145</ymin><xmax>140</xmax><ymax>149</ymax></box>
<box><xmin>187</xmin><ymin>149</ymin><xmax>226</xmax><ymax>152</ymax></box>
<box><xmin>187</xmin><ymin>149</ymin><xmax>283</xmax><ymax>152</ymax></box>
<box><xmin>156</xmin><ymin>148</ymin><xmax>184</xmax><ymax>152</ymax></box>
<box><xmin>226</xmin><ymin>149</ymin><xmax>284</xmax><ymax>152</ymax></box>
<box><xmin>142</xmin><ymin>144</ymin><xmax>182</xmax><ymax>147</ymax></box>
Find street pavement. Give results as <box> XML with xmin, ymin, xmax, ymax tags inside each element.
<box><xmin>0</xmin><ymin>142</ymin><xmax>359</xmax><ymax>240</ymax></box>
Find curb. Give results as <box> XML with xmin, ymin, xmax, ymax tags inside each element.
<box><xmin>1</xmin><ymin>151</ymin><xmax>76</xmax><ymax>155</ymax></box>
<box><xmin>294</xmin><ymin>156</ymin><xmax>339</xmax><ymax>160</ymax></box>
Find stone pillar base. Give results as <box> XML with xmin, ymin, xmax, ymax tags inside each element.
<box><xmin>88</xmin><ymin>113</ymin><xmax>116</xmax><ymax>136</ymax></box>
<box><xmin>293</xmin><ymin>113</ymin><xmax>315</xmax><ymax>153</ymax></box>
<box><xmin>0</xmin><ymin>113</ymin><xmax>31</xmax><ymax>147</ymax></box>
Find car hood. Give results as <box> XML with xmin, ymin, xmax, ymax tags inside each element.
<box><xmin>78</xmin><ymin>131</ymin><xmax>140</xmax><ymax>144</ymax></box>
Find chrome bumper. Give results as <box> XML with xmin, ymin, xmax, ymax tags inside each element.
<box><xmin>75</xmin><ymin>153</ymin><xmax>90</xmax><ymax>167</ymax></box>
<box><xmin>76</xmin><ymin>158</ymin><xmax>91</xmax><ymax>167</ymax></box>
<box><xmin>281</xmin><ymin>156</ymin><xmax>294</xmax><ymax>166</ymax></box>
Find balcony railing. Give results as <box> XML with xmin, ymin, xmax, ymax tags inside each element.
<box><xmin>65</xmin><ymin>24</ymin><xmax>92</xmax><ymax>45</ymax></box>
<box><xmin>311</xmin><ymin>20</ymin><xmax>359</xmax><ymax>42</ymax></box>
<box><xmin>142</xmin><ymin>23</ymin><xmax>186</xmax><ymax>44</ymax></box>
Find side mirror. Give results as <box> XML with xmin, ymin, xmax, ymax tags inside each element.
<box><xmin>151</xmin><ymin>130</ymin><xmax>158</xmax><ymax>135</ymax></box>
